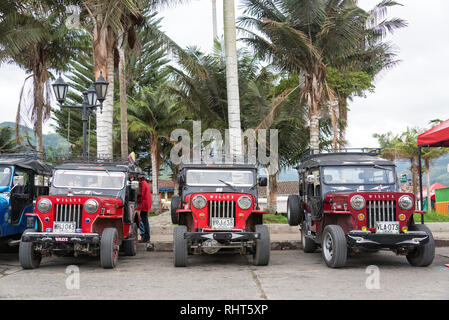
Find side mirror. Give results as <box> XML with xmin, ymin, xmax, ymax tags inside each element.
<box><xmin>306</xmin><ymin>175</ymin><xmax>315</xmax><ymax>184</ymax></box>
<box><xmin>258</xmin><ymin>177</ymin><xmax>268</xmax><ymax>187</ymax></box>
<box><xmin>130</xmin><ymin>180</ymin><xmax>139</xmax><ymax>191</ymax></box>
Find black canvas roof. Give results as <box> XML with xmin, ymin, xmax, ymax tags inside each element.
<box><xmin>0</xmin><ymin>156</ymin><xmax>53</xmax><ymax>175</ymax></box>
<box><xmin>297</xmin><ymin>152</ymin><xmax>394</xmax><ymax>170</ymax></box>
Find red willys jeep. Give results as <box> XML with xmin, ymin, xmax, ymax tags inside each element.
<box><xmin>287</xmin><ymin>150</ymin><xmax>435</xmax><ymax>268</ymax></box>
<box><xmin>170</xmin><ymin>161</ymin><xmax>269</xmax><ymax>267</ymax></box>
<box><xmin>19</xmin><ymin>160</ymin><xmax>141</xmax><ymax>269</ymax></box>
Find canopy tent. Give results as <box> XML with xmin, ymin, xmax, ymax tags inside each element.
<box><xmin>417</xmin><ymin>119</ymin><xmax>449</xmax><ymax>221</ymax></box>
<box><xmin>417</xmin><ymin>119</ymin><xmax>449</xmax><ymax>147</ymax></box>
<box><xmin>417</xmin><ymin>182</ymin><xmax>447</xmax><ymax>201</ymax></box>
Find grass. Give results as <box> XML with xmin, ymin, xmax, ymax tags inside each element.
<box><xmin>263</xmin><ymin>213</ymin><xmax>288</xmax><ymax>224</ymax></box>
<box><xmin>414</xmin><ymin>211</ymin><xmax>449</xmax><ymax>223</ymax></box>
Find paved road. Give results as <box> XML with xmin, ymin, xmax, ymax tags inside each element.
<box><xmin>1</xmin><ymin>247</ymin><xmax>448</xmax><ymax>300</ymax></box>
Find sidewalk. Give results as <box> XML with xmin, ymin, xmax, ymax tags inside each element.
<box><xmin>146</xmin><ymin>212</ymin><xmax>449</xmax><ymax>252</ymax></box>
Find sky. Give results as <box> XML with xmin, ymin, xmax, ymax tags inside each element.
<box><xmin>1</xmin><ymin>0</ymin><xmax>448</xmax><ymax>148</ymax></box>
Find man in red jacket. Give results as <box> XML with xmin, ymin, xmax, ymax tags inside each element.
<box><xmin>137</xmin><ymin>174</ymin><xmax>152</xmax><ymax>243</ymax></box>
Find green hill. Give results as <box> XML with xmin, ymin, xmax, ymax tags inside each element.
<box><xmin>0</xmin><ymin>121</ymin><xmax>70</xmax><ymax>156</ymax></box>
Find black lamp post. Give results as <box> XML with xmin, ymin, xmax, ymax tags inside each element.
<box><xmin>53</xmin><ymin>72</ymin><xmax>109</xmax><ymax>159</ymax></box>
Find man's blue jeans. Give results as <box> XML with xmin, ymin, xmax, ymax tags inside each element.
<box><xmin>140</xmin><ymin>211</ymin><xmax>150</xmax><ymax>241</ymax></box>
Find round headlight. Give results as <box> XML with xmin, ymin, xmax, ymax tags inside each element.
<box><xmin>350</xmin><ymin>195</ymin><xmax>365</xmax><ymax>211</ymax></box>
<box><xmin>84</xmin><ymin>199</ymin><xmax>99</xmax><ymax>214</ymax></box>
<box><xmin>399</xmin><ymin>195</ymin><xmax>414</xmax><ymax>210</ymax></box>
<box><xmin>238</xmin><ymin>196</ymin><xmax>252</xmax><ymax>210</ymax></box>
<box><xmin>37</xmin><ymin>198</ymin><xmax>52</xmax><ymax>213</ymax></box>
<box><xmin>192</xmin><ymin>195</ymin><xmax>207</xmax><ymax>210</ymax></box>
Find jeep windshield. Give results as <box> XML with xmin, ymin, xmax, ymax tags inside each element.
<box><xmin>0</xmin><ymin>166</ymin><xmax>12</xmax><ymax>186</ymax></box>
<box><xmin>322</xmin><ymin>166</ymin><xmax>396</xmax><ymax>192</ymax></box>
<box><xmin>53</xmin><ymin>170</ymin><xmax>126</xmax><ymax>190</ymax></box>
<box><xmin>186</xmin><ymin>169</ymin><xmax>254</xmax><ymax>187</ymax></box>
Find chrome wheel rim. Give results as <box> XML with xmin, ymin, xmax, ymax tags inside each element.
<box><xmin>323</xmin><ymin>233</ymin><xmax>334</xmax><ymax>261</ymax></box>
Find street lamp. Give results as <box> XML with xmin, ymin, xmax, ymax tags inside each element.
<box><xmin>52</xmin><ymin>72</ymin><xmax>109</xmax><ymax>159</ymax></box>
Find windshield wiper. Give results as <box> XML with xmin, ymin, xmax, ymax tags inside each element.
<box><xmin>218</xmin><ymin>179</ymin><xmax>237</xmax><ymax>190</ymax></box>
<box><xmin>373</xmin><ymin>164</ymin><xmax>392</xmax><ymax>171</ymax></box>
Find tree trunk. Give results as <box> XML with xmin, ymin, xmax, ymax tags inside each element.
<box><xmin>338</xmin><ymin>98</ymin><xmax>348</xmax><ymax>148</ymax></box>
<box><xmin>410</xmin><ymin>157</ymin><xmax>418</xmax><ymax>205</ymax></box>
<box><xmin>93</xmin><ymin>23</ymin><xmax>114</xmax><ymax>159</ymax></box>
<box><xmin>171</xmin><ymin>165</ymin><xmax>180</xmax><ymax>196</ymax></box>
<box><xmin>309</xmin><ymin>112</ymin><xmax>320</xmax><ymax>151</ymax></box>
<box><xmin>223</xmin><ymin>0</ymin><xmax>242</xmax><ymax>157</ymax></box>
<box><xmin>33</xmin><ymin>74</ymin><xmax>44</xmax><ymax>153</ymax></box>
<box><xmin>268</xmin><ymin>173</ymin><xmax>278</xmax><ymax>214</ymax></box>
<box><xmin>331</xmin><ymin>101</ymin><xmax>339</xmax><ymax>151</ymax></box>
<box><xmin>306</xmin><ymin>72</ymin><xmax>324</xmax><ymax>151</ymax></box>
<box><xmin>150</xmin><ymin>138</ymin><xmax>159</xmax><ymax>194</ymax></box>
<box><xmin>118</xmin><ymin>33</ymin><xmax>128</xmax><ymax>160</ymax></box>
<box><xmin>212</xmin><ymin>0</ymin><xmax>218</xmax><ymax>41</ymax></box>
<box><xmin>425</xmin><ymin>159</ymin><xmax>431</xmax><ymax>212</ymax></box>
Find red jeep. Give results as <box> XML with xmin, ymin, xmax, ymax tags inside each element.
<box><xmin>287</xmin><ymin>150</ymin><xmax>435</xmax><ymax>268</ymax></box>
<box><xmin>170</xmin><ymin>161</ymin><xmax>269</xmax><ymax>267</ymax></box>
<box><xmin>19</xmin><ymin>161</ymin><xmax>141</xmax><ymax>269</ymax></box>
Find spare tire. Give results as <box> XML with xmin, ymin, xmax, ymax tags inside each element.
<box><xmin>171</xmin><ymin>195</ymin><xmax>180</xmax><ymax>225</ymax></box>
<box><xmin>287</xmin><ymin>195</ymin><xmax>304</xmax><ymax>226</ymax></box>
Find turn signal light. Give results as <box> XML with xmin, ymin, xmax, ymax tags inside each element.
<box><xmin>239</xmin><ymin>213</ymin><xmax>245</xmax><ymax>220</ymax></box>
<box><xmin>199</xmin><ymin>213</ymin><xmax>205</xmax><ymax>219</ymax></box>
<box><xmin>358</xmin><ymin>214</ymin><xmax>365</xmax><ymax>221</ymax></box>
<box><xmin>402</xmin><ymin>227</ymin><xmax>408</xmax><ymax>233</ymax></box>
<box><xmin>362</xmin><ymin>226</ymin><xmax>367</xmax><ymax>231</ymax></box>
<box><xmin>399</xmin><ymin>214</ymin><xmax>406</xmax><ymax>221</ymax></box>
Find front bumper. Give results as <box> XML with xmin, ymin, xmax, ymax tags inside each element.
<box><xmin>347</xmin><ymin>230</ymin><xmax>429</xmax><ymax>249</ymax></box>
<box><xmin>184</xmin><ymin>232</ymin><xmax>259</xmax><ymax>241</ymax></box>
<box><xmin>21</xmin><ymin>232</ymin><xmax>101</xmax><ymax>245</ymax></box>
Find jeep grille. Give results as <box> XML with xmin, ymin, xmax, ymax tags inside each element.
<box><xmin>55</xmin><ymin>204</ymin><xmax>83</xmax><ymax>229</ymax></box>
<box><xmin>209</xmin><ymin>201</ymin><xmax>236</xmax><ymax>220</ymax></box>
<box><xmin>366</xmin><ymin>200</ymin><xmax>397</xmax><ymax>229</ymax></box>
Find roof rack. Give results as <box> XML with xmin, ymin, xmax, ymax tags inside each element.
<box><xmin>181</xmin><ymin>154</ymin><xmax>257</xmax><ymax>166</ymax></box>
<box><xmin>0</xmin><ymin>148</ymin><xmax>46</xmax><ymax>160</ymax></box>
<box><xmin>51</xmin><ymin>154</ymin><xmax>132</xmax><ymax>166</ymax></box>
<box><xmin>300</xmin><ymin>148</ymin><xmax>382</xmax><ymax>162</ymax></box>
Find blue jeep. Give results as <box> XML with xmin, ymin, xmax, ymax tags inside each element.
<box><xmin>0</xmin><ymin>152</ymin><xmax>52</xmax><ymax>248</ymax></box>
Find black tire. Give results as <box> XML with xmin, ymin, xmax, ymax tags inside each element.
<box><xmin>253</xmin><ymin>225</ymin><xmax>270</xmax><ymax>266</ymax></box>
<box><xmin>100</xmin><ymin>228</ymin><xmax>119</xmax><ymax>269</ymax></box>
<box><xmin>171</xmin><ymin>195</ymin><xmax>180</xmax><ymax>225</ymax></box>
<box><xmin>287</xmin><ymin>195</ymin><xmax>301</xmax><ymax>226</ymax></box>
<box><xmin>174</xmin><ymin>225</ymin><xmax>187</xmax><ymax>267</ymax></box>
<box><xmin>301</xmin><ymin>224</ymin><xmax>317</xmax><ymax>253</ymax></box>
<box><xmin>321</xmin><ymin>225</ymin><xmax>347</xmax><ymax>268</ymax></box>
<box><xmin>19</xmin><ymin>229</ymin><xmax>41</xmax><ymax>269</ymax></box>
<box><xmin>406</xmin><ymin>224</ymin><xmax>435</xmax><ymax>267</ymax></box>
<box><xmin>123</xmin><ymin>223</ymin><xmax>137</xmax><ymax>256</ymax></box>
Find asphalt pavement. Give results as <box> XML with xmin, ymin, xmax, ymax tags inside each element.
<box><xmin>1</xmin><ymin>246</ymin><xmax>448</xmax><ymax>300</ymax></box>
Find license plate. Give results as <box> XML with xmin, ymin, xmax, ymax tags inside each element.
<box><xmin>211</xmin><ymin>218</ymin><xmax>234</xmax><ymax>230</ymax></box>
<box><xmin>376</xmin><ymin>221</ymin><xmax>399</xmax><ymax>234</ymax></box>
<box><xmin>53</xmin><ymin>222</ymin><xmax>76</xmax><ymax>233</ymax></box>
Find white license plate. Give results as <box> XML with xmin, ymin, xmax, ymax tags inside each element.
<box><xmin>53</xmin><ymin>222</ymin><xmax>76</xmax><ymax>233</ymax></box>
<box><xmin>211</xmin><ymin>218</ymin><xmax>234</xmax><ymax>230</ymax></box>
<box><xmin>376</xmin><ymin>221</ymin><xmax>399</xmax><ymax>234</ymax></box>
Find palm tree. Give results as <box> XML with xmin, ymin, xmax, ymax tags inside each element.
<box><xmin>331</xmin><ymin>1</ymin><xmax>407</xmax><ymax>148</ymax></box>
<box><xmin>128</xmin><ymin>86</ymin><xmax>184</xmax><ymax>194</ymax></box>
<box><xmin>0</xmin><ymin>1</ymin><xmax>87</xmax><ymax>153</ymax></box>
<box><xmin>82</xmin><ymin>0</ymin><xmax>142</xmax><ymax>159</ymax></box>
<box><xmin>239</xmin><ymin>0</ymin><xmax>369</xmax><ymax>151</ymax></box>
